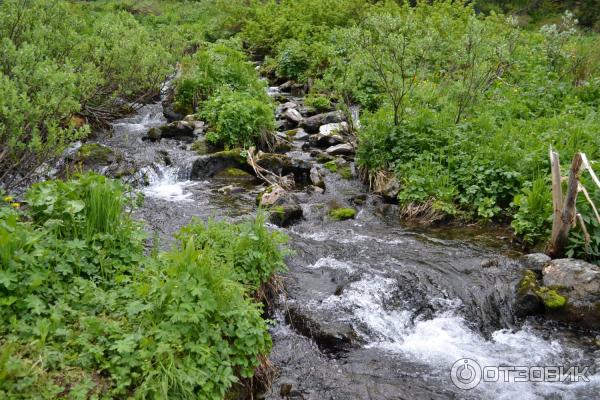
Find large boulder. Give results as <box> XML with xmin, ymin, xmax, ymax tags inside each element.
<box><xmin>300</xmin><ymin>111</ymin><xmax>346</xmax><ymax>133</ymax></box>
<box><xmin>255</xmin><ymin>152</ymin><xmax>312</xmax><ymax>182</ymax></box>
<box><xmin>541</xmin><ymin>259</ymin><xmax>600</xmax><ymax>329</ymax></box>
<box><xmin>514</xmin><ymin>259</ymin><xmax>600</xmax><ymax>329</ymax></box>
<box><xmin>260</xmin><ymin>185</ymin><xmax>303</xmax><ymax>227</ymax></box>
<box><xmin>190</xmin><ymin>150</ymin><xmax>254</xmax><ymax>180</ymax></box>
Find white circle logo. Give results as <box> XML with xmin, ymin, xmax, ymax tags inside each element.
<box><xmin>450</xmin><ymin>358</ymin><xmax>482</xmax><ymax>390</ymax></box>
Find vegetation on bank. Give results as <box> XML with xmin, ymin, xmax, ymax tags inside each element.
<box><xmin>0</xmin><ymin>174</ymin><xmax>287</xmax><ymax>398</ymax></box>
<box><xmin>233</xmin><ymin>0</ymin><xmax>600</xmax><ymax>261</ymax></box>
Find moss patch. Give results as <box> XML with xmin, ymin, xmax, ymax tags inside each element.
<box><xmin>329</xmin><ymin>207</ymin><xmax>357</xmax><ymax>221</ymax></box>
<box><xmin>518</xmin><ymin>270</ymin><xmax>539</xmax><ymax>296</ymax></box>
<box><xmin>517</xmin><ymin>270</ymin><xmax>567</xmax><ymax>310</ymax></box>
<box><xmin>76</xmin><ymin>143</ymin><xmax>113</xmax><ymax>165</ymax></box>
<box><xmin>324</xmin><ymin>160</ymin><xmax>352</xmax><ymax>179</ymax></box>
<box><xmin>538</xmin><ymin>288</ymin><xmax>567</xmax><ymax>310</ymax></box>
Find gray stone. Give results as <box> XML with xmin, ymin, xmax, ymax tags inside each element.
<box><xmin>260</xmin><ymin>185</ymin><xmax>303</xmax><ymax>227</ymax></box>
<box><xmin>300</xmin><ymin>111</ymin><xmax>346</xmax><ymax>133</ymax></box>
<box><xmin>310</xmin><ymin>166</ymin><xmax>325</xmax><ymax>189</ymax></box>
<box><xmin>294</xmin><ymin>128</ymin><xmax>309</xmax><ymax>141</ymax></box>
<box><xmin>520</xmin><ymin>253</ymin><xmax>551</xmax><ymax>272</ymax></box>
<box><xmin>283</xmin><ymin>108</ymin><xmax>303</xmax><ymax>125</ymax></box>
<box><xmin>159</xmin><ymin>121</ymin><xmax>195</xmax><ymax>139</ymax></box>
<box><xmin>326</xmin><ymin>143</ymin><xmax>354</xmax><ymax>156</ymax></box>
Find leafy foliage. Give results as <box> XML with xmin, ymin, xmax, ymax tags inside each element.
<box><xmin>0</xmin><ymin>0</ymin><xmax>171</xmax><ymax>190</ymax></box>
<box><xmin>0</xmin><ymin>174</ymin><xmax>287</xmax><ymax>398</ymax></box>
<box><xmin>201</xmin><ymin>88</ymin><xmax>275</xmax><ymax>148</ymax></box>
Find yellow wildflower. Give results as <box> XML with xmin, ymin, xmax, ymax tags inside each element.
<box><xmin>3</xmin><ymin>196</ymin><xmax>13</xmax><ymax>202</ymax></box>
<box><xmin>10</xmin><ymin>202</ymin><xmax>20</xmax><ymax>208</ymax></box>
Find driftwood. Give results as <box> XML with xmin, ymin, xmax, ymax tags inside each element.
<box><xmin>548</xmin><ymin>152</ymin><xmax>583</xmax><ymax>258</ymax></box>
<box><xmin>245</xmin><ymin>147</ymin><xmax>293</xmax><ymax>190</ymax></box>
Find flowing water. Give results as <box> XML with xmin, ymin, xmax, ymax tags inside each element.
<box><xmin>92</xmin><ymin>96</ymin><xmax>600</xmax><ymax>400</ymax></box>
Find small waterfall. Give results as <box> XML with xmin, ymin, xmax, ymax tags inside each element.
<box><xmin>141</xmin><ymin>164</ymin><xmax>196</xmax><ymax>202</ymax></box>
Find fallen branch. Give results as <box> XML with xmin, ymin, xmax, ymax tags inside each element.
<box><xmin>246</xmin><ymin>147</ymin><xmax>293</xmax><ymax>190</ymax></box>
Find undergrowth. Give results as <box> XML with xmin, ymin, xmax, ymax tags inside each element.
<box><xmin>0</xmin><ymin>173</ymin><xmax>287</xmax><ymax>399</ymax></box>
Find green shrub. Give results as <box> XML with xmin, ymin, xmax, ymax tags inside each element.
<box><xmin>0</xmin><ymin>174</ymin><xmax>287</xmax><ymax>398</ymax></box>
<box><xmin>0</xmin><ymin>0</ymin><xmax>171</xmax><ymax>190</ymax></box>
<box><xmin>511</xmin><ymin>177</ymin><xmax>553</xmax><ymax>245</ymax></box>
<box><xmin>177</xmin><ymin>213</ymin><xmax>288</xmax><ymax>290</ymax></box>
<box><xmin>174</xmin><ymin>41</ymin><xmax>266</xmax><ymax>114</ymax></box>
<box><xmin>202</xmin><ymin>88</ymin><xmax>275</xmax><ymax>148</ymax></box>
<box><xmin>304</xmin><ymin>93</ymin><xmax>332</xmax><ymax>111</ymax></box>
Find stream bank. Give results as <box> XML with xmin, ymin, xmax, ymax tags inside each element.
<box><xmin>70</xmin><ymin>80</ymin><xmax>600</xmax><ymax>400</ymax></box>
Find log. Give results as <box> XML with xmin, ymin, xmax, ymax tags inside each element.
<box><xmin>549</xmin><ymin>150</ymin><xmax>563</xmax><ymax>244</ymax></box>
<box><xmin>548</xmin><ymin>152</ymin><xmax>583</xmax><ymax>258</ymax></box>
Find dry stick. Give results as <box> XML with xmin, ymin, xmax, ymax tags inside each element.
<box><xmin>576</xmin><ymin>213</ymin><xmax>592</xmax><ymax>253</ymax></box>
<box><xmin>246</xmin><ymin>147</ymin><xmax>293</xmax><ymax>190</ymax></box>
<box><xmin>578</xmin><ymin>183</ymin><xmax>600</xmax><ymax>224</ymax></box>
<box><xmin>548</xmin><ymin>152</ymin><xmax>583</xmax><ymax>258</ymax></box>
<box><xmin>549</xmin><ymin>149</ymin><xmax>564</xmax><ymax>247</ymax></box>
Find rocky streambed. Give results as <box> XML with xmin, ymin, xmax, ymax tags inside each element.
<box><xmin>62</xmin><ymin>81</ymin><xmax>600</xmax><ymax>399</ymax></box>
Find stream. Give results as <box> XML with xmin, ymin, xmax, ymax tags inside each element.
<box><xmin>90</xmin><ymin>87</ymin><xmax>600</xmax><ymax>400</ymax></box>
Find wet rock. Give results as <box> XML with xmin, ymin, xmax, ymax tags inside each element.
<box><xmin>279</xmin><ymin>81</ymin><xmax>293</xmax><ymax>93</ymax></box>
<box><xmin>300</xmin><ymin>111</ymin><xmax>346</xmax><ymax>134</ymax></box>
<box><xmin>291</xmin><ymin>83</ymin><xmax>306</xmax><ymax>97</ymax></box>
<box><xmin>373</xmin><ymin>173</ymin><xmax>401</xmax><ymax>201</ymax></box>
<box><xmin>543</xmin><ymin>259</ymin><xmax>600</xmax><ymax>300</ymax></box>
<box><xmin>190</xmin><ymin>150</ymin><xmax>254</xmax><ymax>180</ymax></box>
<box><xmin>286</xmin><ymin>305</ymin><xmax>358</xmax><ymax>353</ymax></box>
<box><xmin>190</xmin><ymin>137</ymin><xmax>220</xmax><ymax>155</ymax></box>
<box><xmin>162</xmin><ymin>102</ymin><xmax>185</xmax><ymax>123</ymax></box>
<box><xmin>159</xmin><ymin>121</ymin><xmax>195</xmax><ymax>139</ymax></box>
<box><xmin>520</xmin><ymin>253</ymin><xmax>551</xmax><ymax>272</ymax></box>
<box><xmin>310</xmin><ymin>133</ymin><xmax>343</xmax><ymax>148</ymax></box>
<box><xmin>276</xmin><ymin>119</ymin><xmax>291</xmax><ymax>132</ymax></box>
<box><xmin>541</xmin><ymin>259</ymin><xmax>600</xmax><ymax>328</ymax></box>
<box><xmin>310</xmin><ymin>166</ymin><xmax>325</xmax><ymax>189</ymax></box>
<box><xmin>294</xmin><ymin>128</ymin><xmax>309</xmax><ymax>141</ymax></box>
<box><xmin>146</xmin><ymin>127</ymin><xmax>162</xmax><ymax>141</ymax></box>
<box><xmin>255</xmin><ymin>152</ymin><xmax>311</xmax><ymax>182</ymax></box>
<box><xmin>68</xmin><ymin>143</ymin><xmax>116</xmax><ymax>169</ymax></box>
<box><xmin>214</xmin><ymin>167</ymin><xmax>256</xmax><ymax>182</ymax></box>
<box><xmin>323</xmin><ymin>159</ymin><xmax>353</xmax><ymax>180</ymax></box>
<box><xmin>283</xmin><ymin>108</ymin><xmax>303</xmax><ymax>125</ymax></box>
<box><xmin>326</xmin><ymin>143</ymin><xmax>354</xmax><ymax>156</ymax></box>
<box><xmin>282</xmin><ymin>101</ymin><xmax>299</xmax><ymax>110</ymax></box>
<box><xmin>514</xmin><ymin>262</ymin><xmax>600</xmax><ymax>329</ymax></box>
<box><xmin>217</xmin><ymin>185</ymin><xmax>245</xmax><ymax>195</ymax></box>
<box><xmin>260</xmin><ymin>185</ymin><xmax>303</xmax><ymax>227</ymax></box>
<box><xmin>319</xmin><ymin>121</ymin><xmax>349</xmax><ymax>136</ymax></box>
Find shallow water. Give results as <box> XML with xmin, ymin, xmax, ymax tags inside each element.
<box><xmin>95</xmin><ymin>97</ymin><xmax>600</xmax><ymax>400</ymax></box>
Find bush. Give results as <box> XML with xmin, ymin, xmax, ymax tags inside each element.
<box><xmin>174</xmin><ymin>41</ymin><xmax>265</xmax><ymax>114</ymax></box>
<box><xmin>0</xmin><ymin>174</ymin><xmax>287</xmax><ymax>398</ymax></box>
<box><xmin>202</xmin><ymin>88</ymin><xmax>275</xmax><ymax>148</ymax></box>
<box><xmin>0</xmin><ymin>0</ymin><xmax>171</xmax><ymax>190</ymax></box>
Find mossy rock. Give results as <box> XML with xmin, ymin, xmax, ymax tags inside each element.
<box><xmin>329</xmin><ymin>207</ymin><xmax>357</xmax><ymax>221</ymax></box>
<box><xmin>76</xmin><ymin>143</ymin><xmax>114</xmax><ymax>165</ymax></box>
<box><xmin>215</xmin><ymin>167</ymin><xmax>255</xmax><ymax>181</ymax></box>
<box><xmin>518</xmin><ymin>269</ymin><xmax>539</xmax><ymax>296</ymax></box>
<box><xmin>190</xmin><ymin>149</ymin><xmax>254</xmax><ymax>180</ymax></box>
